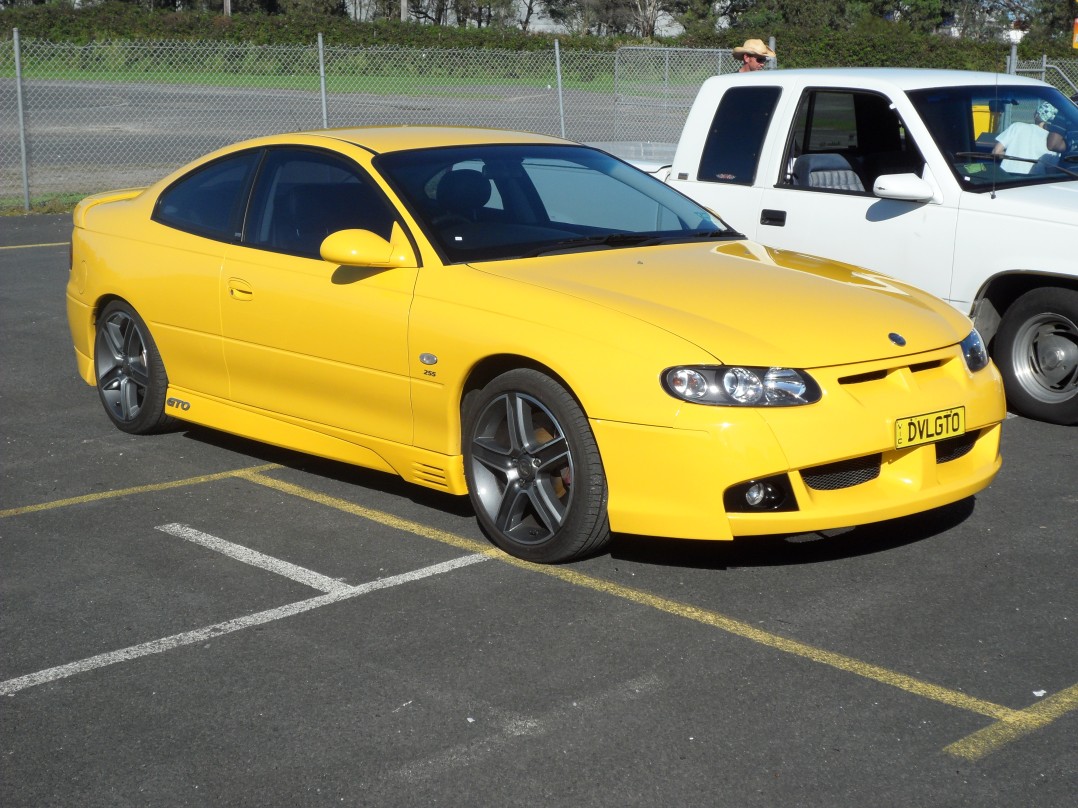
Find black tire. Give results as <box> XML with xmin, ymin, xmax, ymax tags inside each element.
<box><xmin>994</xmin><ymin>287</ymin><xmax>1078</xmax><ymax>425</ymax></box>
<box><xmin>94</xmin><ymin>301</ymin><xmax>176</xmax><ymax>435</ymax></box>
<box><xmin>462</xmin><ymin>369</ymin><xmax>610</xmax><ymax>563</ymax></box>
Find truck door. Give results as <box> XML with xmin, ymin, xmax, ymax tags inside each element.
<box><xmin>754</xmin><ymin>88</ymin><xmax>958</xmax><ymax>302</ymax></box>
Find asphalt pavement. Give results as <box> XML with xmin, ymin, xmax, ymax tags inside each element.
<box><xmin>1</xmin><ymin>214</ymin><xmax>1075</xmax><ymax>807</ymax></box>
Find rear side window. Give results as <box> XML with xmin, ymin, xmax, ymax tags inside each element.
<box><xmin>153</xmin><ymin>151</ymin><xmax>260</xmax><ymax>241</ymax></box>
<box><xmin>696</xmin><ymin>86</ymin><xmax>782</xmax><ymax>185</ymax></box>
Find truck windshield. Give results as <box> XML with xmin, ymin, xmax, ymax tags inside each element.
<box><xmin>907</xmin><ymin>85</ymin><xmax>1078</xmax><ymax>190</ymax></box>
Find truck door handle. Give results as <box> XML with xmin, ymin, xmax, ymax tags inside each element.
<box><xmin>760</xmin><ymin>209</ymin><xmax>786</xmax><ymax>227</ymax></box>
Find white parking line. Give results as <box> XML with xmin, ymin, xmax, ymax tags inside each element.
<box><xmin>156</xmin><ymin>522</ymin><xmax>352</xmax><ymax>593</ymax></box>
<box><xmin>1</xmin><ymin>549</ymin><xmax>489</xmax><ymax>696</ymax></box>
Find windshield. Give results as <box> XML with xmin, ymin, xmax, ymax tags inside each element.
<box><xmin>375</xmin><ymin>144</ymin><xmax>732</xmax><ymax>263</ymax></box>
<box><xmin>907</xmin><ymin>84</ymin><xmax>1078</xmax><ymax>190</ymax></box>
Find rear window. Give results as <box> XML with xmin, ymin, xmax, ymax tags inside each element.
<box><xmin>696</xmin><ymin>87</ymin><xmax>782</xmax><ymax>185</ymax></box>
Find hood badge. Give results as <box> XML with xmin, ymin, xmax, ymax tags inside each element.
<box><xmin>888</xmin><ymin>332</ymin><xmax>907</xmax><ymax>347</ymax></box>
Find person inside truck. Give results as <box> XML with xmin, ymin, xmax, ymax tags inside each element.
<box><xmin>732</xmin><ymin>39</ymin><xmax>775</xmax><ymax>73</ymax></box>
<box><xmin>991</xmin><ymin>100</ymin><xmax>1067</xmax><ymax>174</ymax></box>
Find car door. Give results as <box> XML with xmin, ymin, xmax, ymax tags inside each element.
<box><xmin>220</xmin><ymin>146</ymin><xmax>418</xmax><ymax>445</ymax></box>
<box><xmin>754</xmin><ymin>87</ymin><xmax>959</xmax><ymax>303</ymax></box>
<box><xmin>146</xmin><ymin>150</ymin><xmax>261</xmax><ymax>399</ymax></box>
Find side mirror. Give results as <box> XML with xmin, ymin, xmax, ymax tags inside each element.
<box><xmin>872</xmin><ymin>173</ymin><xmax>934</xmax><ymax>203</ymax></box>
<box><xmin>320</xmin><ymin>223</ymin><xmax>417</xmax><ymax>268</ymax></box>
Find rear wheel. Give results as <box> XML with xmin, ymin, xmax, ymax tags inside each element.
<box><xmin>94</xmin><ymin>301</ymin><xmax>175</xmax><ymax>435</ymax></box>
<box><xmin>463</xmin><ymin>369</ymin><xmax>610</xmax><ymax>563</ymax></box>
<box><xmin>994</xmin><ymin>288</ymin><xmax>1078</xmax><ymax>425</ymax></box>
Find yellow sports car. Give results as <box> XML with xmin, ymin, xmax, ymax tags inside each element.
<box><xmin>67</xmin><ymin>127</ymin><xmax>1006</xmax><ymax>563</ymax></box>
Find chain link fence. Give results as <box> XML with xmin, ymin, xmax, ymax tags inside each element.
<box><xmin>1014</xmin><ymin>56</ymin><xmax>1078</xmax><ymax>98</ymax></box>
<box><xmin>1</xmin><ymin>34</ymin><xmax>732</xmax><ymax>207</ymax></box>
<box><xmin>3</xmin><ymin>31</ymin><xmax>1075</xmax><ymax>210</ymax></box>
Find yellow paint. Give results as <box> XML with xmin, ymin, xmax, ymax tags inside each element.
<box><xmin>945</xmin><ymin>682</ymin><xmax>1078</xmax><ymax>761</ymax></box>
<box><xmin>245</xmin><ymin>468</ymin><xmax>1075</xmax><ymax>762</ymax></box>
<box><xmin>0</xmin><ymin>464</ymin><xmax>280</xmax><ymax>518</ymax></box>
<box><xmin>0</xmin><ymin>242</ymin><xmax>68</xmax><ymax>250</ymax></box>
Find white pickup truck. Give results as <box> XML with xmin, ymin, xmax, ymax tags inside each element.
<box><xmin>638</xmin><ymin>68</ymin><xmax>1078</xmax><ymax>424</ymax></box>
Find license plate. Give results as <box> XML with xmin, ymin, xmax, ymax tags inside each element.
<box><xmin>895</xmin><ymin>406</ymin><xmax>965</xmax><ymax>449</ymax></box>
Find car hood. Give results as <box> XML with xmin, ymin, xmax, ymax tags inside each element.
<box><xmin>473</xmin><ymin>240</ymin><xmax>971</xmax><ymax>368</ymax></box>
<box><xmin>990</xmin><ymin>179</ymin><xmax>1078</xmax><ymax>226</ymax></box>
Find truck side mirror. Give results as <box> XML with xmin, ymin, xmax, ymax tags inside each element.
<box><xmin>872</xmin><ymin>173</ymin><xmax>934</xmax><ymax>203</ymax></box>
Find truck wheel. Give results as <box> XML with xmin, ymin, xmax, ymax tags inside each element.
<box><xmin>463</xmin><ymin>369</ymin><xmax>610</xmax><ymax>563</ymax></box>
<box><xmin>994</xmin><ymin>288</ymin><xmax>1078</xmax><ymax>425</ymax></box>
<box><xmin>94</xmin><ymin>301</ymin><xmax>176</xmax><ymax>435</ymax></box>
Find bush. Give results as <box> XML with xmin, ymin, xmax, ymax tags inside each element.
<box><xmin>1</xmin><ymin>1</ymin><xmax>1071</xmax><ymax>66</ymax></box>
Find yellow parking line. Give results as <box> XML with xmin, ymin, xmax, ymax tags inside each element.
<box><xmin>944</xmin><ymin>682</ymin><xmax>1078</xmax><ymax>761</ymax></box>
<box><xmin>0</xmin><ymin>464</ymin><xmax>281</xmax><ymax>518</ymax></box>
<box><xmin>0</xmin><ymin>242</ymin><xmax>68</xmax><ymax>250</ymax></box>
<box><xmin>6</xmin><ymin>463</ymin><xmax>1072</xmax><ymax>759</ymax></box>
<box><xmin>239</xmin><ymin>470</ymin><xmax>1031</xmax><ymax>728</ymax></box>
<box><xmin>232</xmin><ymin>468</ymin><xmax>500</xmax><ymax>559</ymax></box>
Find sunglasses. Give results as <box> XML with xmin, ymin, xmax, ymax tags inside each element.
<box><xmin>749</xmin><ymin>55</ymin><xmax>768</xmax><ymax>63</ymax></box>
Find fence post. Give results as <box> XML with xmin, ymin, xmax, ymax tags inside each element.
<box><xmin>14</xmin><ymin>28</ymin><xmax>31</xmax><ymax>212</ymax></box>
<box><xmin>317</xmin><ymin>33</ymin><xmax>329</xmax><ymax>129</ymax></box>
<box><xmin>554</xmin><ymin>39</ymin><xmax>566</xmax><ymax>140</ymax></box>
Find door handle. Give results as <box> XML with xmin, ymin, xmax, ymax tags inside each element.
<box><xmin>227</xmin><ymin>278</ymin><xmax>253</xmax><ymax>301</ymax></box>
<box><xmin>760</xmin><ymin>209</ymin><xmax>786</xmax><ymax>227</ymax></box>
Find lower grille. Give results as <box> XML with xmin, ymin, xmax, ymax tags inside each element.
<box><xmin>802</xmin><ymin>454</ymin><xmax>882</xmax><ymax>491</ymax></box>
<box><xmin>935</xmin><ymin>431</ymin><xmax>978</xmax><ymax>464</ymax></box>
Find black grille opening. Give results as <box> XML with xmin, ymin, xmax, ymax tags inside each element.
<box><xmin>802</xmin><ymin>454</ymin><xmax>882</xmax><ymax>491</ymax></box>
<box><xmin>935</xmin><ymin>431</ymin><xmax>978</xmax><ymax>464</ymax></box>
<box><xmin>910</xmin><ymin>360</ymin><xmax>943</xmax><ymax>373</ymax></box>
<box><xmin>838</xmin><ymin>370</ymin><xmax>887</xmax><ymax>385</ymax></box>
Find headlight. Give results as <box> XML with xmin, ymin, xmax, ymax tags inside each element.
<box><xmin>960</xmin><ymin>329</ymin><xmax>990</xmax><ymax>372</ymax></box>
<box><xmin>662</xmin><ymin>365</ymin><xmax>822</xmax><ymax>406</ymax></box>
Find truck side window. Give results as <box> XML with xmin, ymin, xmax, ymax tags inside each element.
<box><xmin>696</xmin><ymin>87</ymin><xmax>781</xmax><ymax>185</ymax></box>
<box><xmin>783</xmin><ymin>89</ymin><xmax>925</xmax><ymax>193</ymax></box>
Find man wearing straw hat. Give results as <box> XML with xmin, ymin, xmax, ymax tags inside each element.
<box><xmin>732</xmin><ymin>39</ymin><xmax>775</xmax><ymax>73</ymax></box>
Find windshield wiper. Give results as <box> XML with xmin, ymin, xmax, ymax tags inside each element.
<box><xmin>520</xmin><ymin>233</ymin><xmax>655</xmax><ymax>257</ymax></box>
<box><xmin>522</xmin><ymin>230</ymin><xmax>736</xmax><ymax>258</ymax></box>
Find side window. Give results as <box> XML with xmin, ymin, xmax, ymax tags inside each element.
<box><xmin>696</xmin><ymin>86</ymin><xmax>782</xmax><ymax>185</ymax></box>
<box><xmin>245</xmin><ymin>148</ymin><xmax>397</xmax><ymax>259</ymax></box>
<box><xmin>153</xmin><ymin>151</ymin><xmax>259</xmax><ymax>240</ymax></box>
<box><xmin>784</xmin><ymin>90</ymin><xmax>924</xmax><ymax>193</ymax></box>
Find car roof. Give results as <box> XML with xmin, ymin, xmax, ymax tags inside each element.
<box><xmin>290</xmin><ymin>126</ymin><xmax>572</xmax><ymax>155</ymax></box>
<box><xmin>710</xmin><ymin>67</ymin><xmax>1050</xmax><ymax>92</ymax></box>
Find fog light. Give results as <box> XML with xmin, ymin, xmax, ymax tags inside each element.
<box><xmin>723</xmin><ymin>474</ymin><xmax>797</xmax><ymax>513</ymax></box>
<box><xmin>745</xmin><ymin>482</ymin><xmax>771</xmax><ymax>506</ymax></box>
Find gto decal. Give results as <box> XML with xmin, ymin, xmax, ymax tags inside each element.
<box><xmin>166</xmin><ymin>397</ymin><xmax>191</xmax><ymax>411</ymax></box>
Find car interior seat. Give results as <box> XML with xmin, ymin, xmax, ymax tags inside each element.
<box><xmin>792</xmin><ymin>153</ymin><xmax>866</xmax><ymax>192</ymax></box>
<box><xmin>273</xmin><ymin>183</ymin><xmax>392</xmax><ymax>256</ymax></box>
<box><xmin>434</xmin><ymin>169</ymin><xmax>492</xmax><ymax>222</ymax></box>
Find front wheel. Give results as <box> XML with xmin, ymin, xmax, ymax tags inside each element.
<box><xmin>994</xmin><ymin>288</ymin><xmax>1078</xmax><ymax>425</ymax></box>
<box><xmin>94</xmin><ymin>301</ymin><xmax>175</xmax><ymax>435</ymax></box>
<box><xmin>462</xmin><ymin>369</ymin><xmax>610</xmax><ymax>563</ymax></box>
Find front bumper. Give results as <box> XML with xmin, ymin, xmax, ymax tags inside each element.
<box><xmin>593</xmin><ymin>345</ymin><xmax>1006</xmax><ymax>541</ymax></box>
